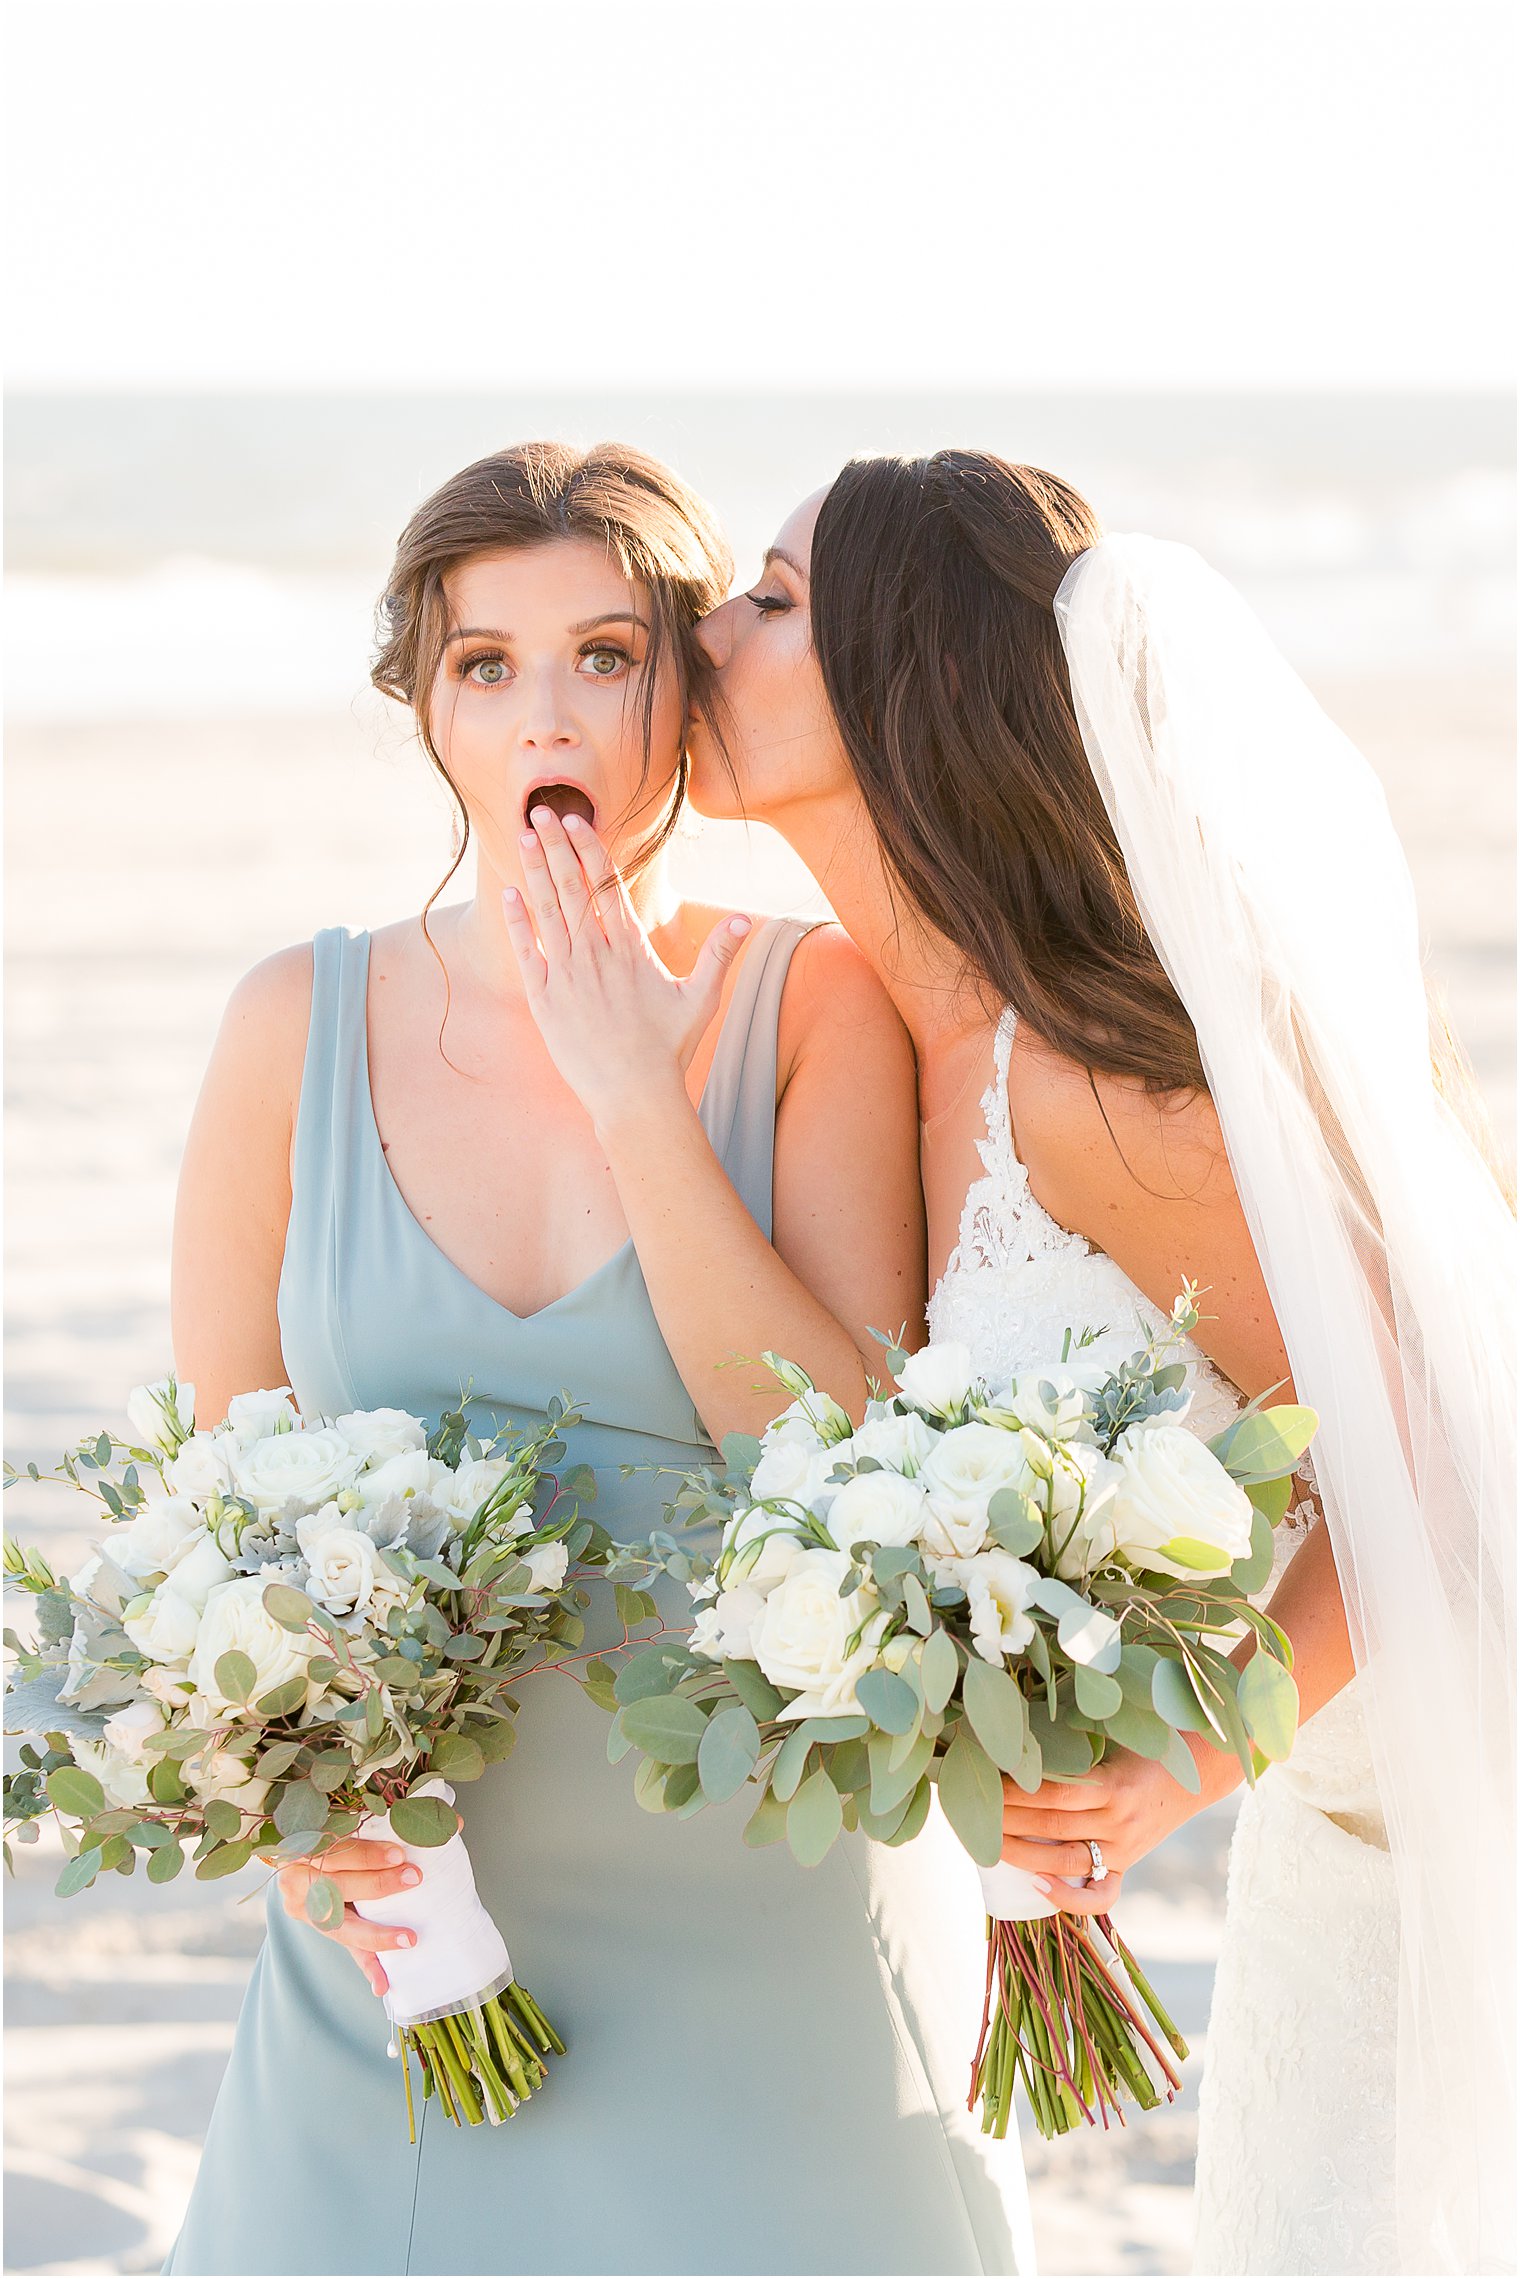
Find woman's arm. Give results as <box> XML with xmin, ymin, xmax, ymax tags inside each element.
<box><xmin>994</xmin><ymin>1041</ymin><xmax>1356</xmax><ymax>1908</ymax></box>
<box><xmin>170</xmin><ymin>946</ymin><xmax>311</xmax><ymax>1425</ymax></box>
<box><xmin>503</xmin><ymin>810</ymin><xmax>927</xmax><ymax>1442</ymax></box>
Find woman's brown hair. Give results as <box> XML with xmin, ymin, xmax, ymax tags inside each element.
<box><xmin>373</xmin><ymin>440</ymin><xmax>733</xmax><ymax>914</ymax></box>
<box><xmin>810</xmin><ymin>448</ymin><xmax>1208</xmax><ymax>1093</ymax></box>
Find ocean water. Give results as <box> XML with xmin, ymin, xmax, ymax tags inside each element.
<box><xmin>5</xmin><ymin>389</ymin><xmax>1515</xmax><ymax>717</ymax></box>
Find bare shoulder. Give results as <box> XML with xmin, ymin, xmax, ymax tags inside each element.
<box><xmin>776</xmin><ymin>922</ymin><xmax>916</xmax><ymax>1076</ymax></box>
<box><xmin>1009</xmin><ymin>1028</ymin><xmax>1234</xmax><ymax>1225</ymax></box>
<box><xmin>208</xmin><ymin>942</ymin><xmax>317</xmax><ymax>1123</ymax></box>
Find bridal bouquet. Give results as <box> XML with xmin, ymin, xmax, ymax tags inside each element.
<box><xmin>599</xmin><ymin>1294</ymin><xmax>1314</xmax><ymax>2139</ymax></box>
<box><xmin>3</xmin><ymin>1380</ymin><xmax>610</xmax><ymax>2138</ymax></box>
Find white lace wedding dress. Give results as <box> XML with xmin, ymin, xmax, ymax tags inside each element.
<box><xmin>928</xmin><ymin>1010</ymin><xmax>1398</xmax><ymax>2277</ymax></box>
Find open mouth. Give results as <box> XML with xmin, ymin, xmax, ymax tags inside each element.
<box><xmin>523</xmin><ymin>781</ymin><xmax>597</xmax><ymax>830</ymax></box>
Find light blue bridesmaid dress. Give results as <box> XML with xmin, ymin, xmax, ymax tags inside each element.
<box><xmin>163</xmin><ymin>919</ymin><xmax>1034</xmax><ymax>2277</ymax></box>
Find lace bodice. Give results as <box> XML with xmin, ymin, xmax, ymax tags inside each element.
<box><xmin>927</xmin><ymin>1008</ymin><xmax>1243</xmax><ymax>1444</ymax></box>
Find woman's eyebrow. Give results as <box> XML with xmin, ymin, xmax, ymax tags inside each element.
<box><xmin>570</xmin><ymin>610</ymin><xmax>649</xmax><ymax>636</ymax></box>
<box><xmin>763</xmin><ymin>547</ymin><xmax>804</xmax><ymax>578</ymax></box>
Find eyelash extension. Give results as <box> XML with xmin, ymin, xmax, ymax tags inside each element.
<box><xmin>746</xmin><ymin>593</ymin><xmax>789</xmax><ymax>615</ymax></box>
<box><xmin>578</xmin><ymin>640</ymin><xmax>632</xmax><ymax>666</ymax></box>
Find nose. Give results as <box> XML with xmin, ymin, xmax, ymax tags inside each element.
<box><xmin>515</xmin><ymin>669</ymin><xmax>579</xmax><ymax>750</ymax></box>
<box><xmin>695</xmin><ymin>599</ymin><xmax>735</xmax><ymax>669</ymax></box>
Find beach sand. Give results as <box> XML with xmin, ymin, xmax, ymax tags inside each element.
<box><xmin>4</xmin><ymin>673</ymin><xmax>1513</xmax><ymax>2276</ymax></box>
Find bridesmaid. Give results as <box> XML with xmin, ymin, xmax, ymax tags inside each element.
<box><xmin>163</xmin><ymin>442</ymin><xmax>1034</xmax><ymax>2275</ymax></box>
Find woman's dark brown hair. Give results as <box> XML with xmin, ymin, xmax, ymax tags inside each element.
<box><xmin>810</xmin><ymin>448</ymin><xmax>1209</xmax><ymax>1092</ymax></box>
<box><xmin>373</xmin><ymin>440</ymin><xmax>733</xmax><ymax>915</ymax></box>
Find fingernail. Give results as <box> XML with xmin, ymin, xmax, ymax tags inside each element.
<box><xmin>380</xmin><ymin>1848</ymin><xmax>404</xmax><ymax>1865</ymax></box>
<box><xmin>400</xmin><ymin>1866</ymin><xmax>421</xmax><ymax>1886</ymax></box>
<box><xmin>530</xmin><ymin>806</ymin><xmax>552</xmax><ymax>828</ymax></box>
<box><xmin>399</xmin><ymin>1931</ymin><xmax>417</xmax><ymax>1947</ymax></box>
<box><xmin>520</xmin><ymin>830</ymin><xmax>537</xmax><ymax>849</ymax></box>
<box><xmin>564</xmin><ymin>812</ymin><xmax>585</xmax><ymax>831</ymax></box>
<box><xmin>729</xmin><ymin>916</ymin><xmax>752</xmax><ymax>936</ymax></box>
<box><xmin>1032</xmin><ymin>1877</ymin><xmax>1052</xmax><ymax>1894</ymax></box>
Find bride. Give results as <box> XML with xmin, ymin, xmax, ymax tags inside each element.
<box><xmin>685</xmin><ymin>452</ymin><xmax>1516</xmax><ymax>2276</ymax></box>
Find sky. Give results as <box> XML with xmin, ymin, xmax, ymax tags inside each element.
<box><xmin>6</xmin><ymin>0</ymin><xmax>1515</xmax><ymax>394</ymax></box>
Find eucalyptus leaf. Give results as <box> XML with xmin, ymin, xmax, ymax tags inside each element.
<box><xmin>696</xmin><ymin>1704</ymin><xmax>761</xmax><ymax>1804</ymax></box>
<box><xmin>663</xmin><ymin>1762</ymin><xmax>702</xmax><ymax>1811</ymax></box>
<box><xmin>1230</xmin><ymin>1505</ymin><xmax>1277</xmax><ymax>1594</ymax></box>
<box><xmin>936</xmin><ymin>1726</ymin><xmax>1003</xmax><ymax>1867</ymax></box>
<box><xmin>1150</xmin><ymin>1656</ymin><xmax>1213</xmax><ymax>1735</ymax></box>
<box><xmin>919</xmin><ymin>1627</ymin><xmax>958</xmax><ymax>1714</ymax></box>
<box><xmin>213</xmin><ymin>1650</ymin><xmax>257</xmax><ymax>1705</ymax></box>
<box><xmin>196</xmin><ymin>1839</ymin><xmax>254</xmax><ymax>1880</ymax></box>
<box><xmin>613</xmin><ymin>1644</ymin><xmax>688</xmax><ymax>1707</ymax></box>
<box><xmin>855</xmin><ymin>1668</ymin><xmax>918</xmax><ymax>1735</ymax></box>
<box><xmin>1072</xmin><ymin>1663</ymin><xmax>1123</xmax><ymax>1721</ymax></box>
<box><xmin>203</xmin><ymin>1799</ymin><xmax>244</xmax><ymax>1841</ymax></box>
<box><xmin>146</xmin><ymin>1840</ymin><xmax>185</xmax><ymax>1883</ymax></box>
<box><xmin>273</xmin><ymin>1780</ymin><xmax>328</xmax><ymax>1837</ymax></box>
<box><xmin>47</xmin><ymin>1765</ymin><xmax>106</xmax><ymax>1819</ymax></box>
<box><xmin>261</xmin><ymin>1583</ymin><xmax>315</xmax><ymax>1633</ymax></box>
<box><xmin>883</xmin><ymin>1775</ymin><xmax>933</xmax><ymax>1848</ymax></box>
<box><xmin>606</xmin><ymin>1710</ymin><xmax>634</xmax><ymax>1766</ymax></box>
<box><xmin>742</xmin><ymin>1786</ymin><xmax>789</xmax><ymax>1849</ymax></box>
<box><xmin>720</xmin><ymin>1658</ymin><xmax>785</xmax><ymax>1723</ymax></box>
<box><xmin>632</xmin><ymin>1758</ymin><xmax>669</xmax><ymax>1814</ymax></box>
<box><xmin>55</xmin><ymin>1845</ymin><xmax>104</xmax><ymax>1897</ymax></box>
<box><xmin>961</xmin><ymin>1659</ymin><xmax>1029</xmax><ymax>1775</ymax></box>
<box><xmin>985</xmin><ymin>1488</ymin><xmax>1045</xmax><ymax>1557</ymax></box>
<box><xmin>787</xmin><ymin>1767</ymin><xmax>844</xmax><ymax>1867</ymax></box>
<box><xmin>868</xmin><ymin>1727</ymin><xmax>933</xmax><ymax>1817</ymax></box>
<box><xmin>305</xmin><ymin>1874</ymin><xmax>345</xmax><ymax>1931</ymax></box>
<box><xmin>428</xmin><ymin>1734</ymin><xmax>485</xmax><ymax>1784</ymax></box>
<box><xmin>255</xmin><ymin>1676</ymin><xmax>309</xmax><ymax>1721</ymax></box>
<box><xmin>1208</xmin><ymin>1404</ymin><xmax>1318</xmax><ymax>1485</ymax></box>
<box><xmin>1237</xmin><ymin>1649</ymin><xmax>1299</xmax><ymax>1761</ymax></box>
<box><xmin>618</xmin><ymin>1692</ymin><xmax>708</xmax><ymax>1766</ymax></box>
<box><xmin>770</xmin><ymin>1725</ymin><xmax>813</xmax><ymax>1802</ymax></box>
<box><xmin>389</xmin><ymin>1794</ymin><xmax>457</xmax><ymax>1847</ymax></box>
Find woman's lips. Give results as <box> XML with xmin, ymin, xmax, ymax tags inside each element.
<box><xmin>523</xmin><ymin>782</ymin><xmax>597</xmax><ymax>828</ymax></box>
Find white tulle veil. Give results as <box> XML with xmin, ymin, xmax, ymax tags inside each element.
<box><xmin>1053</xmin><ymin>538</ymin><xmax>1516</xmax><ymax>2275</ymax></box>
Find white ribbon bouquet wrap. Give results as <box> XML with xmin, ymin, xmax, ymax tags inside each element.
<box><xmin>354</xmin><ymin>1781</ymin><xmax>514</xmax><ymax>2030</ymax></box>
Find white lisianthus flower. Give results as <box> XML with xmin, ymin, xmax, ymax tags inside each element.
<box><xmin>999</xmin><ymin>1366</ymin><xmax>1106</xmax><ymax>1445</ymax></box>
<box><xmin>303</xmin><ymin>1527</ymin><xmax>382</xmax><ymax>1618</ymax></box>
<box><xmin>748</xmin><ymin>1435</ymin><xmax>841</xmax><ymax>1519</ymax></box>
<box><xmin>762</xmin><ymin>1391</ymin><xmax>854</xmax><ymax>1449</ymax></box>
<box><xmin>828</xmin><ymin>1468</ymin><xmax>929</xmax><ymax>1552</ymax></box>
<box><xmin>232</xmin><ymin>1425</ymin><xmax>361</xmax><ymax>1512</ymax></box>
<box><xmin>1049</xmin><ymin>1452</ymin><xmax>1124</xmax><ymax>1581</ymax></box>
<box><xmin>162</xmin><ymin>1530</ymin><xmax>235</xmax><ymax>1612</ymax></box>
<box><xmin>334</xmin><ymin>1407</ymin><xmax>428</xmax><ymax>1468</ymax></box>
<box><xmin>102</xmin><ymin>1697</ymin><xmax>168</xmax><ymax>1763</ymax></box>
<box><xmin>71</xmin><ymin>1736</ymin><xmax>154</xmax><ymax>1811</ymax></box>
<box><xmin>919</xmin><ymin>1423</ymin><xmax>1037</xmax><ymax>1558</ymax></box>
<box><xmin>126</xmin><ymin>1378</ymin><xmax>196</xmax><ymax>1456</ymax></box>
<box><xmin>437</xmin><ymin>1457</ymin><xmax>519</xmax><ymax>1528</ymax></box>
<box><xmin>749</xmin><ymin>1549</ymin><xmax>889</xmax><ymax>1720</ymax></box>
<box><xmin>223</xmin><ymin>1388</ymin><xmax>300</xmax><ymax>1448</ymax></box>
<box><xmin>187</xmin><ymin>1575</ymin><xmax>315</xmax><ymax>1713</ymax></box>
<box><xmin>166</xmin><ymin>1431</ymin><xmax>236</xmax><ymax>1502</ymax></box>
<box><xmin>353</xmin><ymin>1447</ymin><xmax>447</xmax><ymax>1509</ymax></box>
<box><xmin>521</xmin><ymin>1540</ymin><xmax>569</xmax><ymax>1595</ymax></box>
<box><xmin>1106</xmin><ymin>1423</ymin><xmax>1254</xmax><ymax>1580</ymax></box>
<box><xmin>896</xmin><ymin>1341</ymin><xmax>977</xmax><ymax>1419</ymax></box>
<box><xmin>881</xmin><ymin>1633</ymin><xmax>919</xmax><ymax>1676</ymax></box>
<box><xmin>721</xmin><ymin>1507</ymin><xmax>807</xmax><ymax>1594</ymax></box>
<box><xmin>123</xmin><ymin>1585</ymin><xmax>202</xmax><ymax>1664</ymax></box>
<box><xmin>111</xmin><ymin>1495</ymin><xmax>202</xmax><ymax>1581</ymax></box>
<box><xmin>957</xmin><ymin>1549</ymin><xmax>1042</xmax><ymax>1665</ymax></box>
<box><xmin>847</xmin><ymin>1406</ymin><xmax>935</xmax><ymax>1476</ymax></box>
<box><xmin>689</xmin><ymin>1582</ymin><xmax>766</xmax><ymax>1661</ymax></box>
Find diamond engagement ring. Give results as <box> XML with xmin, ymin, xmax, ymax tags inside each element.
<box><xmin>1085</xmin><ymin>1840</ymin><xmax>1105</xmax><ymax>1885</ymax></box>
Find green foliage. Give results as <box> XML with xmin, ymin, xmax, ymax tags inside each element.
<box><xmin>937</xmin><ymin>1726</ymin><xmax>1004</xmax><ymax>1867</ymax></box>
<box><xmin>786</xmin><ymin>1768</ymin><xmax>843</xmax><ymax>1867</ymax></box>
<box><xmin>389</xmin><ymin>1794</ymin><xmax>458</xmax><ymax>1847</ymax></box>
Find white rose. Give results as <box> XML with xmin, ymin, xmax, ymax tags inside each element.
<box><xmin>919</xmin><ymin>1423</ymin><xmax>1037</xmax><ymax>1558</ymax></box>
<box><xmin>163</xmin><ymin>1530</ymin><xmax>235</xmax><ymax>1611</ymax></box>
<box><xmin>102</xmin><ymin>1697</ymin><xmax>168</xmax><ymax>1762</ymax></box>
<box><xmin>189</xmin><ymin>1745</ymin><xmax>270</xmax><ymax>1819</ymax></box>
<box><xmin>111</xmin><ymin>1495</ymin><xmax>202</xmax><ymax>1580</ymax></box>
<box><xmin>956</xmin><ymin>1549</ymin><xmax>1042</xmax><ymax>1666</ymax></box>
<box><xmin>71</xmin><ymin>1736</ymin><xmax>154</xmax><ymax>1812</ymax></box>
<box><xmin>1106</xmin><ymin>1423</ymin><xmax>1254</xmax><ymax>1581</ymax></box>
<box><xmin>847</xmin><ymin>1406</ymin><xmax>935</xmax><ymax>1476</ymax></box>
<box><xmin>748</xmin><ymin>1435</ymin><xmax>841</xmax><ymax>1518</ymax></box>
<box><xmin>126</xmin><ymin>1377</ymin><xmax>196</xmax><ymax>1455</ymax></box>
<box><xmin>334</xmin><ymin>1407</ymin><xmax>428</xmax><ymax>1468</ymax></box>
<box><xmin>141</xmin><ymin>1662</ymin><xmax>194</xmax><ymax>1708</ymax></box>
<box><xmin>353</xmin><ymin>1447</ymin><xmax>445</xmax><ymax>1509</ymax></box>
<box><xmin>689</xmin><ymin>1582</ymin><xmax>766</xmax><ymax>1661</ymax></box>
<box><xmin>232</xmin><ymin>1425</ymin><xmax>362</xmax><ymax>1511</ymax></box>
<box><xmin>165</xmin><ymin>1431</ymin><xmax>236</xmax><ymax>1502</ymax></box>
<box><xmin>749</xmin><ymin>1549</ymin><xmax>889</xmax><ymax>1721</ymax></box>
<box><xmin>521</xmin><ymin>1540</ymin><xmax>569</xmax><ymax>1595</ymax></box>
<box><xmin>1049</xmin><ymin>1451</ymin><xmax>1124</xmax><ymax>1581</ymax></box>
<box><xmin>187</xmin><ymin>1575</ymin><xmax>315</xmax><ymax>1713</ymax></box>
<box><xmin>896</xmin><ymin>1341</ymin><xmax>977</xmax><ymax>1418</ymax></box>
<box><xmin>828</xmin><ymin>1469</ymin><xmax>929</xmax><ymax>1552</ymax></box>
<box><xmin>721</xmin><ymin>1507</ymin><xmax>808</xmax><ymax>1595</ymax></box>
<box><xmin>123</xmin><ymin>1585</ymin><xmax>202</xmax><ymax>1664</ymax></box>
<box><xmin>223</xmin><ymin>1387</ymin><xmax>300</xmax><ymax>1448</ymax></box>
<box><xmin>303</xmin><ymin>1527</ymin><xmax>382</xmax><ymax>1617</ymax></box>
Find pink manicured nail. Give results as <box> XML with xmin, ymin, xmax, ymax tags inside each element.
<box><xmin>1032</xmin><ymin>1877</ymin><xmax>1052</xmax><ymax>1894</ymax></box>
<box><xmin>564</xmin><ymin>812</ymin><xmax>586</xmax><ymax>831</ymax></box>
<box><xmin>400</xmin><ymin>1866</ymin><xmax>421</xmax><ymax>1886</ymax></box>
<box><xmin>398</xmin><ymin>1931</ymin><xmax>417</xmax><ymax>1947</ymax></box>
<box><xmin>729</xmin><ymin>916</ymin><xmax>752</xmax><ymax>936</ymax></box>
<box><xmin>520</xmin><ymin>830</ymin><xmax>537</xmax><ymax>849</ymax></box>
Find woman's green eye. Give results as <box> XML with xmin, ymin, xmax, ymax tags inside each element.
<box><xmin>583</xmin><ymin>647</ymin><xmax>625</xmax><ymax>676</ymax></box>
<box><xmin>470</xmin><ymin>657</ymin><xmax>507</xmax><ymax>684</ymax></box>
